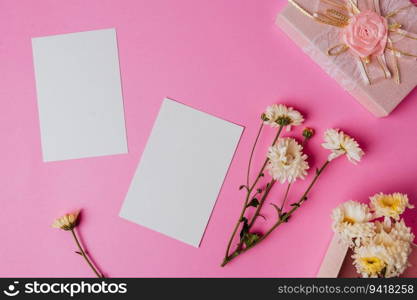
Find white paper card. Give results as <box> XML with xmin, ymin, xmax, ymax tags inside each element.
<box><xmin>32</xmin><ymin>28</ymin><xmax>128</xmax><ymax>162</ymax></box>
<box><xmin>120</xmin><ymin>99</ymin><xmax>243</xmax><ymax>247</ymax></box>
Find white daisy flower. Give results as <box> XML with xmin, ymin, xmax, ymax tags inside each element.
<box><xmin>322</xmin><ymin>129</ymin><xmax>364</xmax><ymax>164</ymax></box>
<box><xmin>266</xmin><ymin>138</ymin><xmax>309</xmax><ymax>184</ymax></box>
<box><xmin>371</xmin><ymin>229</ymin><xmax>394</xmax><ymax>247</ymax></box>
<box><xmin>387</xmin><ymin>220</ymin><xmax>414</xmax><ymax>277</ymax></box>
<box><xmin>369</xmin><ymin>234</ymin><xmax>412</xmax><ymax>278</ymax></box>
<box><xmin>332</xmin><ymin>200</ymin><xmax>374</xmax><ymax>246</ymax></box>
<box><xmin>390</xmin><ymin>219</ymin><xmax>415</xmax><ymax>244</ymax></box>
<box><xmin>331</xmin><ymin>198</ymin><xmax>414</xmax><ymax>278</ymax></box>
<box><xmin>370</xmin><ymin>193</ymin><xmax>414</xmax><ymax>220</ymax></box>
<box><xmin>363</xmin><ymin>219</ymin><xmax>413</xmax><ymax>277</ymax></box>
<box><xmin>385</xmin><ymin>239</ymin><xmax>412</xmax><ymax>277</ymax></box>
<box><xmin>353</xmin><ymin>245</ymin><xmax>393</xmax><ymax>278</ymax></box>
<box><xmin>262</xmin><ymin>104</ymin><xmax>304</xmax><ymax>130</ymax></box>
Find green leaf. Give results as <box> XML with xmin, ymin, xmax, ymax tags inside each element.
<box><xmin>257</xmin><ymin>188</ymin><xmax>263</xmax><ymax>194</ymax></box>
<box><xmin>259</xmin><ymin>173</ymin><xmax>265</xmax><ymax>177</ymax></box>
<box><xmin>243</xmin><ymin>233</ymin><xmax>260</xmax><ymax>248</ymax></box>
<box><xmin>247</xmin><ymin>198</ymin><xmax>260</xmax><ymax>208</ymax></box>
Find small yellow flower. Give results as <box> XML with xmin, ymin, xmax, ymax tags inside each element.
<box><xmin>370</xmin><ymin>193</ymin><xmax>414</xmax><ymax>220</ymax></box>
<box><xmin>52</xmin><ymin>211</ymin><xmax>79</xmax><ymax>231</ymax></box>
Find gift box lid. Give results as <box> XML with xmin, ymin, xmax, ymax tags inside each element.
<box><xmin>277</xmin><ymin>0</ymin><xmax>417</xmax><ymax>117</ymax></box>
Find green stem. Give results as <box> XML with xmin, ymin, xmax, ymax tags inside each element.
<box><xmin>246</xmin><ymin>123</ymin><xmax>264</xmax><ymax>188</ymax></box>
<box><xmin>235</xmin><ymin>179</ymin><xmax>276</xmax><ymax>252</ymax></box>
<box><xmin>280</xmin><ymin>183</ymin><xmax>292</xmax><ymax>212</ymax></box>
<box><xmin>248</xmin><ymin>179</ymin><xmax>276</xmax><ymax>229</ymax></box>
<box><xmin>70</xmin><ymin>229</ymin><xmax>103</xmax><ymax>278</ymax></box>
<box><xmin>222</xmin><ymin>125</ymin><xmax>284</xmax><ymax>260</ymax></box>
<box><xmin>247</xmin><ymin>126</ymin><xmax>284</xmax><ymax>194</ymax></box>
<box><xmin>221</xmin><ymin>160</ymin><xmax>330</xmax><ymax>267</ymax></box>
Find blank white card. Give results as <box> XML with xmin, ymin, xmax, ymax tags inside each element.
<box><xmin>120</xmin><ymin>99</ymin><xmax>243</xmax><ymax>247</ymax></box>
<box><xmin>32</xmin><ymin>29</ymin><xmax>128</xmax><ymax>162</ymax></box>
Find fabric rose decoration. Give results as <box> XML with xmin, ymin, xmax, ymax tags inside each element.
<box><xmin>342</xmin><ymin>10</ymin><xmax>388</xmax><ymax>58</ymax></box>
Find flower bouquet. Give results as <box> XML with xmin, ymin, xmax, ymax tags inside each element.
<box><xmin>221</xmin><ymin>104</ymin><xmax>364</xmax><ymax>266</ymax></box>
<box><xmin>331</xmin><ymin>194</ymin><xmax>415</xmax><ymax>277</ymax></box>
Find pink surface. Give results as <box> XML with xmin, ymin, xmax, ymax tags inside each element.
<box><xmin>0</xmin><ymin>0</ymin><xmax>416</xmax><ymax>278</ymax></box>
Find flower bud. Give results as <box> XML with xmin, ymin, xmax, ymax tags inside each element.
<box><xmin>302</xmin><ymin>127</ymin><xmax>315</xmax><ymax>139</ymax></box>
<box><xmin>261</xmin><ymin>113</ymin><xmax>269</xmax><ymax>122</ymax></box>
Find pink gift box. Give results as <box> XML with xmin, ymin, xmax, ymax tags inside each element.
<box><xmin>276</xmin><ymin>0</ymin><xmax>417</xmax><ymax>117</ymax></box>
<box><xmin>318</xmin><ymin>234</ymin><xmax>417</xmax><ymax>278</ymax></box>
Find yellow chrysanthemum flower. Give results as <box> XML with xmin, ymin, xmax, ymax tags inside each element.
<box><xmin>370</xmin><ymin>193</ymin><xmax>414</xmax><ymax>220</ymax></box>
<box><xmin>353</xmin><ymin>245</ymin><xmax>392</xmax><ymax>278</ymax></box>
<box><xmin>52</xmin><ymin>211</ymin><xmax>79</xmax><ymax>231</ymax></box>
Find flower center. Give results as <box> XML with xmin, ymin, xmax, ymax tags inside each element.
<box><xmin>360</xmin><ymin>257</ymin><xmax>386</xmax><ymax>276</ymax></box>
<box><xmin>276</xmin><ymin>116</ymin><xmax>292</xmax><ymax>126</ymax></box>
<box><xmin>379</xmin><ymin>196</ymin><xmax>399</xmax><ymax>212</ymax></box>
<box><xmin>343</xmin><ymin>216</ymin><xmax>356</xmax><ymax>225</ymax></box>
<box><xmin>281</xmin><ymin>153</ymin><xmax>295</xmax><ymax>166</ymax></box>
<box><xmin>360</xmin><ymin>27</ymin><xmax>370</xmax><ymax>38</ymax></box>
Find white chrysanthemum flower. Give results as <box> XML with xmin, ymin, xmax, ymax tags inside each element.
<box><xmin>332</xmin><ymin>200</ymin><xmax>374</xmax><ymax>246</ymax></box>
<box><xmin>390</xmin><ymin>219</ymin><xmax>415</xmax><ymax>244</ymax></box>
<box><xmin>370</xmin><ymin>235</ymin><xmax>412</xmax><ymax>277</ymax></box>
<box><xmin>372</xmin><ymin>229</ymin><xmax>394</xmax><ymax>247</ymax></box>
<box><xmin>364</xmin><ymin>220</ymin><xmax>414</xmax><ymax>277</ymax></box>
<box><xmin>353</xmin><ymin>245</ymin><xmax>393</xmax><ymax>278</ymax></box>
<box><xmin>386</xmin><ymin>240</ymin><xmax>412</xmax><ymax>277</ymax></box>
<box><xmin>262</xmin><ymin>104</ymin><xmax>304</xmax><ymax>130</ymax></box>
<box><xmin>266</xmin><ymin>138</ymin><xmax>309</xmax><ymax>184</ymax></box>
<box><xmin>370</xmin><ymin>193</ymin><xmax>414</xmax><ymax>220</ymax></box>
<box><xmin>388</xmin><ymin>225</ymin><xmax>413</xmax><ymax>277</ymax></box>
<box><xmin>322</xmin><ymin>129</ymin><xmax>364</xmax><ymax>164</ymax></box>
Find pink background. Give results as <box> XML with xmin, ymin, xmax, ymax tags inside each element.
<box><xmin>1</xmin><ymin>0</ymin><xmax>416</xmax><ymax>277</ymax></box>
